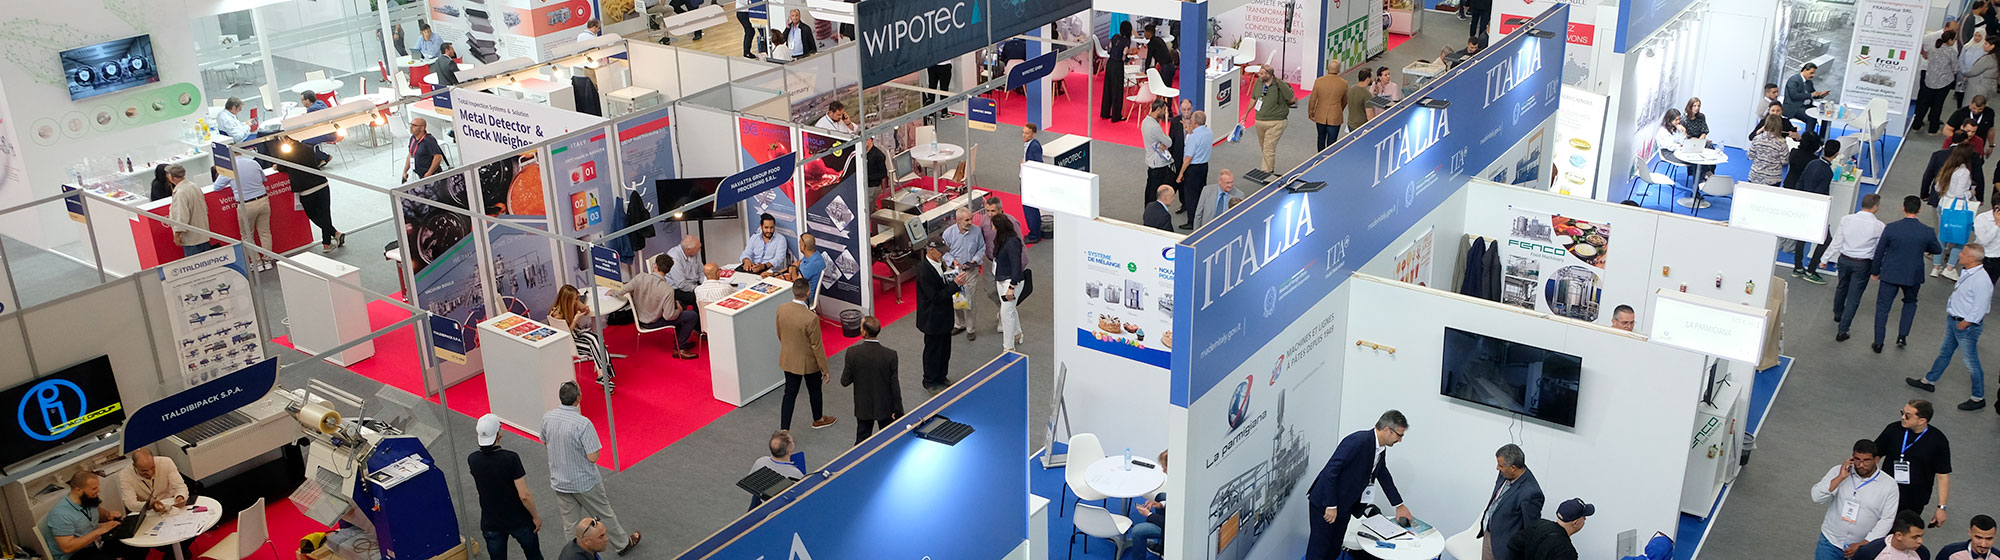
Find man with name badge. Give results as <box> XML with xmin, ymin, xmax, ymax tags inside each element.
<box><xmin>1875</xmin><ymin>399</ymin><xmax>1954</xmax><ymax>529</ymax></box>
<box><xmin>1813</xmin><ymin>439</ymin><xmax>1902</xmax><ymax>559</ymax></box>
<box><xmin>1305</xmin><ymin>410</ymin><xmax>1415</xmax><ymax>559</ymax></box>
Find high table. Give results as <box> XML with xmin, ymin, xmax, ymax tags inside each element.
<box><xmin>1341</xmin><ymin>514</ymin><xmax>1447</xmax><ymax>560</ymax></box>
<box><xmin>1082</xmin><ymin>455</ymin><xmax>1167</xmax><ymax>513</ymax></box>
<box><xmin>120</xmin><ymin>496</ymin><xmax>224</xmax><ymax>560</ymax></box>
<box><xmin>908</xmin><ymin>143</ymin><xmax>966</xmax><ymax>175</ymax></box>
<box><xmin>1673</xmin><ymin>147</ymin><xmax>1731</xmax><ymax>211</ymax></box>
<box><xmin>705</xmin><ymin>277</ymin><xmax>796</xmax><ymax>406</ymax></box>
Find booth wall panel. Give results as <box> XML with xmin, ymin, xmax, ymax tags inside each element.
<box><xmin>1050</xmin><ymin>214</ymin><xmax>1178</xmax><ymax>455</ymax></box>
<box><xmin>673</xmin><ymin>105</ymin><xmax>748</xmax><ymax>261</ymax></box>
<box><xmin>674</xmin><ymin>52</ymin><xmax>731</xmax><ymax>96</ymax></box>
<box><xmin>1474</xmin><ymin>113</ymin><xmax>1558</xmax><ymax>187</ymax></box>
<box><xmin>628</xmin><ymin>43</ymin><xmax>686</xmax><ymax>100</ymax></box>
<box><xmin>0</xmin><ymin>316</ymin><xmax>28</xmax><ymax>377</ymax></box>
<box><xmin>1341</xmin><ymin>276</ymin><xmax>1702</xmax><ymax>559</ymax></box>
<box><xmin>15</xmin><ymin>277</ymin><xmax>171</xmax><ymax>410</ymax></box>
<box><xmin>1356</xmin><ymin>183</ymin><xmax>1470</xmax><ymax>289</ymax></box>
<box><xmin>1693</xmin><ymin>0</ymin><xmax>1778</xmax><ymax>146</ymax></box>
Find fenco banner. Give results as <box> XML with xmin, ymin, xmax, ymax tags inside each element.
<box><xmin>857</xmin><ymin>0</ymin><xmax>1089</xmax><ymax>87</ymax></box>
<box><xmin>1498</xmin><ymin>208</ymin><xmax>1611</xmax><ymax>322</ymax></box>
<box><xmin>122</xmin><ymin>357</ymin><xmax>277</xmax><ymax>453</ymax></box>
<box><xmin>1171</xmin><ymin>8</ymin><xmax>1569</xmax><ymax>406</ymax></box>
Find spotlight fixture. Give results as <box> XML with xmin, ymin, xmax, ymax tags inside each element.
<box><xmin>1240</xmin><ymin>168</ymin><xmax>1276</xmax><ymax>186</ymax></box>
<box><xmin>914</xmin><ymin>415</ymin><xmax>975</xmax><ymax>446</ymax></box>
<box><xmin>1417</xmin><ymin>97</ymin><xmax>1451</xmax><ymax>109</ymax></box>
<box><xmin>1525</xmin><ymin>28</ymin><xmax>1557</xmax><ymax>39</ymax></box>
<box><xmin>1284</xmin><ymin>178</ymin><xmax>1327</xmax><ymax>193</ymax></box>
<box><xmin>735</xmin><ymin>466</ymin><xmax>798</xmax><ymax>501</ymax></box>
<box><xmin>280</xmin><ymin>142</ymin><xmax>293</xmax><ymax>154</ymax></box>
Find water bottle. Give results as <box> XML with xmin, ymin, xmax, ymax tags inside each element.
<box><xmin>1123</xmin><ymin>447</ymin><xmax>1132</xmax><ymax>471</ymax></box>
<box><xmin>930</xmin><ymin>139</ymin><xmax>938</xmax><ymax>155</ymax></box>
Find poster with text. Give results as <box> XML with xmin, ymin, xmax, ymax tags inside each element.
<box><xmin>160</xmin><ymin>246</ymin><xmax>265</xmax><ymax>387</ymax></box>
<box><xmin>616</xmin><ymin>106</ymin><xmax>684</xmax><ymax>244</ymax></box>
<box><xmin>739</xmin><ymin>118</ymin><xmax>800</xmax><ymax>245</ymax></box>
<box><xmin>453</xmin><ymin>89</ymin><xmax>606</xmax><ymax>163</ymax></box>
<box><xmin>1217</xmin><ymin>0</ymin><xmax>1321</xmax><ymax>84</ymax></box>
<box><xmin>1552</xmin><ymin>86</ymin><xmax>1607</xmax><ymax>197</ymax></box>
<box><xmin>551</xmin><ymin>127</ymin><xmax>614</xmax><ymax>237</ymax></box>
<box><xmin>401</xmin><ymin>173</ymin><xmax>488</xmax><ymax>355</ymax></box>
<box><xmin>1499</xmin><ymin>207</ymin><xmax>1609</xmax><ymax>323</ymax></box>
<box><xmin>1394</xmin><ymin>227</ymin><xmax>1434</xmax><ymax>287</ymax></box>
<box><xmin>1074</xmin><ymin>221</ymin><xmax>1176</xmax><ymax>368</ymax></box>
<box><xmin>799</xmin><ymin>131</ymin><xmax>865</xmax><ymax>309</ymax></box>
<box><xmin>1840</xmin><ymin>0</ymin><xmax>1924</xmax><ymax>131</ymax></box>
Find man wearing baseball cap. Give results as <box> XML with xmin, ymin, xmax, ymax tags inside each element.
<box><xmin>1506</xmin><ymin>498</ymin><xmax>1594</xmax><ymax>560</ymax></box>
<box><xmin>468</xmin><ymin>414</ymin><xmax>545</xmax><ymax>560</ymax></box>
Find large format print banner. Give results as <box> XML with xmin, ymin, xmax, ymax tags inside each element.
<box><xmin>857</xmin><ymin>0</ymin><xmax>1090</xmax><ymax>87</ymax></box>
<box><xmin>1171</xmin><ymin>10</ymin><xmax>1569</xmax><ymax>407</ymax></box>
<box><xmin>799</xmin><ymin>132</ymin><xmax>867</xmax><ymax>309</ymax></box>
<box><xmin>1498</xmin><ymin>208</ymin><xmax>1610</xmax><ymax>323</ymax></box>
<box><xmin>1839</xmin><ymin>0</ymin><xmax>1923</xmax><ymax>130</ymax></box>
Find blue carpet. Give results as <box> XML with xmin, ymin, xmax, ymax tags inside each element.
<box><xmin>1671</xmin><ymin>355</ymin><xmax>1793</xmax><ymax>560</ymax></box>
<box><xmin>1032</xmin><ymin>443</ymin><xmax>1159</xmax><ymax>560</ymax></box>
<box><xmin>1609</xmin><ymin>135</ymin><xmax>1904</xmax><ymax>228</ymax></box>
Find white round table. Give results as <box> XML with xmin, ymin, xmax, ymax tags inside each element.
<box><xmin>908</xmin><ymin>143</ymin><xmax>966</xmax><ymax>173</ymax></box>
<box><xmin>422</xmin><ymin>62</ymin><xmax>476</xmax><ymax>86</ymax></box>
<box><xmin>1341</xmin><ymin>516</ymin><xmax>1447</xmax><ymax>560</ymax></box>
<box><xmin>1806</xmin><ymin>104</ymin><xmax>1858</xmax><ymax>137</ymax></box>
<box><xmin>396</xmin><ymin>56</ymin><xmax>435</xmax><ymax>69</ymax></box>
<box><xmin>1082</xmin><ymin>456</ymin><xmax>1166</xmax><ymax>500</ymax></box>
<box><xmin>291</xmin><ymin>78</ymin><xmax>345</xmax><ymax>95</ymax></box>
<box><xmin>594</xmin><ymin>286</ymin><xmax>633</xmax><ymax>315</ymax></box>
<box><xmin>120</xmin><ymin>495</ymin><xmax>223</xmax><ymax>557</ymax></box>
<box><xmin>1673</xmin><ymin>148</ymin><xmax>1730</xmax><ymax>210</ymax></box>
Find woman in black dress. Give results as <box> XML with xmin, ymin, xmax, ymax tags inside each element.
<box><xmin>1102</xmin><ymin>21</ymin><xmax>1133</xmax><ymax>122</ymax></box>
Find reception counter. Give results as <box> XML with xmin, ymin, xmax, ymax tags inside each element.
<box><xmin>704</xmin><ymin>277</ymin><xmax>795</xmax><ymax>406</ymax></box>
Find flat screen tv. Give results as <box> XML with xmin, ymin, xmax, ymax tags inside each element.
<box><xmin>0</xmin><ymin>356</ymin><xmax>126</xmax><ymax>468</ymax></box>
<box><xmin>61</xmin><ymin>35</ymin><xmax>160</xmax><ymax>101</ymax></box>
<box><xmin>1439</xmin><ymin>327</ymin><xmax>1582</xmax><ymax>427</ymax></box>
<box><xmin>654</xmin><ymin>177</ymin><xmax>740</xmax><ymax>221</ymax></box>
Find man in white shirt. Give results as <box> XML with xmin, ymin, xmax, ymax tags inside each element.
<box><xmin>1831</xmin><ymin>194</ymin><xmax>1889</xmax><ymax>340</ymax></box>
<box><xmin>119</xmin><ymin>448</ymin><xmax>194</xmax><ymax>558</ymax></box>
<box><xmin>1911</xmin><ymin>245</ymin><xmax>1994</xmax><ymax>410</ymax></box>
<box><xmin>695</xmin><ymin>263</ymin><xmax>735</xmax><ymax>309</ymax></box>
<box><xmin>1974</xmin><ymin>202</ymin><xmax>2000</xmax><ymax>283</ymax></box>
<box><xmin>940</xmin><ymin>208</ymin><xmax>986</xmax><ymax>340</ymax></box>
<box><xmin>577</xmin><ymin>19</ymin><xmax>601</xmax><ymax>42</ymax></box>
<box><xmin>214</xmin><ymin>98</ymin><xmax>252</xmax><ymax>143</ymax></box>
<box><xmin>813</xmin><ymin>101</ymin><xmax>858</xmax><ymax>134</ymax></box>
<box><xmin>1813</xmin><ymin>439</ymin><xmax>1902</xmax><ymax>559</ymax></box>
<box><xmin>664</xmin><ymin>235</ymin><xmax>706</xmax><ymax>305</ymax></box>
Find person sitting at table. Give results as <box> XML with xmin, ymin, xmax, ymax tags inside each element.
<box><xmin>415</xmin><ymin>22</ymin><xmax>444</xmax><ymax>59</ymax></box>
<box><xmin>740</xmin><ymin>213</ymin><xmax>793</xmax><ymax>277</ymax></box>
<box><xmin>549</xmin><ymin>285</ymin><xmax>618</xmax><ymax>392</ymax></box>
<box><xmin>118</xmin><ymin>448</ymin><xmax>195</xmax><ymax>560</ymax></box>
<box><xmin>695</xmin><ymin>263</ymin><xmax>736</xmax><ymax>312</ymax></box>
<box><xmin>1682</xmin><ymin>98</ymin><xmax>1715</xmax><ymax>181</ymax></box>
<box><xmin>814</xmin><ymin>101</ymin><xmax>859</xmax><ymax>134</ymax></box>
<box><xmin>664</xmin><ymin>235</ymin><xmax>706</xmax><ymax>307</ymax></box>
<box><xmin>1783</xmin><ymin>63</ymin><xmax>1831</xmax><ymax>137</ymax></box>
<box><xmin>1655</xmin><ymin>108</ymin><xmax>1689</xmax><ymax>156</ymax></box>
<box><xmin>1370</xmin><ymin>67</ymin><xmax>1401</xmax><ymax>101</ymax></box>
<box><xmin>793</xmin><ymin>233</ymin><xmax>830</xmax><ymax>304</ymax></box>
<box><xmin>1785</xmin><ymin>130</ymin><xmax>1829</xmax><ymax>191</ymax></box>
<box><xmin>215</xmin><ymin>97</ymin><xmax>252</xmax><ymax>143</ymax></box>
<box><xmin>1126</xmin><ymin>450</ymin><xmax>1170</xmax><ymax>558</ymax></box>
<box><xmin>607</xmin><ymin>254</ymin><xmax>701</xmax><ymax>359</ymax></box>
<box><xmin>1750</xmin><ymin>91</ymin><xmax>1799</xmax><ymax>142</ymax></box>
<box><xmin>432</xmin><ymin>43</ymin><xmax>462</xmax><ymax>88</ymax></box>
<box><xmin>40</xmin><ymin>470</ymin><xmax>133</xmax><ymax>560</ymax></box>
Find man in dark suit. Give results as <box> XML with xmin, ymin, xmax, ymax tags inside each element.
<box><xmin>1873</xmin><ymin>195</ymin><xmax>1947</xmax><ymax>353</ymax></box>
<box><xmin>1144</xmin><ymin>184</ymin><xmax>1176</xmax><ymax>232</ymax></box>
<box><xmin>1792</xmin><ymin>140</ymin><xmax>1839</xmax><ymax>282</ymax></box>
<box><xmin>915</xmin><ymin>242</ymin><xmax>968</xmax><ymax>394</ymax></box>
<box><xmin>1785</xmin><ymin>63</ymin><xmax>1831</xmax><ymax>137</ymax></box>
<box><xmin>839</xmin><ymin>316</ymin><xmax>903</xmax><ymax>444</ymax></box>
<box><xmin>1306</xmin><ymin>410</ymin><xmax>1415</xmax><ymax>559</ymax></box>
<box><xmin>1479</xmin><ymin>444</ymin><xmax>1545</xmax><ymax>560</ymax></box>
<box><xmin>1022</xmin><ymin>123</ymin><xmax>1044</xmax><ymax>243</ymax></box>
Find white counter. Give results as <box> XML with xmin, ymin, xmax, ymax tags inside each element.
<box><xmin>704</xmin><ymin>277</ymin><xmax>795</xmax><ymax>406</ymax></box>
<box><xmin>278</xmin><ymin>252</ymin><xmax>375</xmax><ymax>366</ymax></box>
<box><xmin>476</xmin><ymin>313</ymin><xmax>574</xmax><ymax>436</ymax></box>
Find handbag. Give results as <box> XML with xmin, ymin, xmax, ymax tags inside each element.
<box><xmin>1942</xmin><ymin>197</ymin><xmax>1977</xmax><ymax>245</ymax></box>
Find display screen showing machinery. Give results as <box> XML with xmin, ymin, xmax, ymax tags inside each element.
<box><xmin>1</xmin><ymin>356</ymin><xmax>126</xmax><ymax>467</ymax></box>
<box><xmin>1440</xmin><ymin>327</ymin><xmax>1583</xmax><ymax>427</ymax></box>
<box><xmin>62</xmin><ymin>35</ymin><xmax>160</xmax><ymax>100</ymax></box>
<box><xmin>655</xmin><ymin>177</ymin><xmax>740</xmax><ymax>221</ymax></box>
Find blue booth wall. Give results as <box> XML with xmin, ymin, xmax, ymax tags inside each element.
<box><xmin>677</xmin><ymin>353</ymin><xmax>1031</xmax><ymax>560</ymax></box>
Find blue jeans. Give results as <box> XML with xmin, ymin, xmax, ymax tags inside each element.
<box><xmin>483</xmin><ymin>526</ymin><xmax>544</xmax><ymax>560</ymax></box>
<box><xmin>1874</xmin><ymin>282</ymin><xmax>1922</xmax><ymax>344</ymax></box>
<box><xmin>1924</xmin><ymin>316</ymin><xmax>1986</xmax><ymax>398</ymax></box>
<box><xmin>1315</xmin><ymin>123</ymin><xmax>1341</xmax><ymax>151</ymax></box>
<box><xmin>1816</xmin><ymin>535</ymin><xmax>1849</xmax><ymax>560</ymax></box>
<box><xmin>182</xmin><ymin>244</ymin><xmax>209</xmax><ymax>258</ymax></box>
<box><xmin>1125</xmin><ymin>522</ymin><xmax>1162</xmax><ymax>558</ymax></box>
<box><xmin>1834</xmin><ymin>256</ymin><xmax>1873</xmax><ymax>333</ymax></box>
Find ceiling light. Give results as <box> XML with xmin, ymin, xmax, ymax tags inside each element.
<box><xmin>914</xmin><ymin>415</ymin><xmax>974</xmax><ymax>446</ymax></box>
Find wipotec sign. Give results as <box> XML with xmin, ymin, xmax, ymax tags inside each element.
<box><xmin>858</xmin><ymin>0</ymin><xmax>1087</xmax><ymax>88</ymax></box>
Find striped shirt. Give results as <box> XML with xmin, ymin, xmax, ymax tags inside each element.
<box><xmin>540</xmin><ymin>405</ymin><xmax>603</xmax><ymax>493</ymax></box>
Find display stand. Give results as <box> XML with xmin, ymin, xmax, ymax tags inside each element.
<box><xmin>1680</xmin><ymin>369</ymin><xmax>1749</xmax><ymax>517</ymax></box>
<box><xmin>1205</xmin><ymin>68</ymin><xmax>1243</xmax><ymax>141</ymax></box>
<box><xmin>476</xmin><ymin>313</ymin><xmax>574</xmax><ymax>436</ymax></box>
<box><xmin>352</xmin><ymin>437</ymin><xmax>465</xmax><ymax>560</ymax></box>
<box><xmin>279</xmin><ymin>253</ymin><xmax>375</xmax><ymax>366</ymax></box>
<box><xmin>705</xmin><ymin>277</ymin><xmax>795</xmax><ymax>406</ymax></box>
<box><xmin>1043</xmin><ymin>134</ymin><xmax>1090</xmax><ymax>171</ymax></box>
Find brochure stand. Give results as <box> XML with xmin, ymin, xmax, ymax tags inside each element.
<box><xmin>476</xmin><ymin>313</ymin><xmax>573</xmax><ymax>436</ymax></box>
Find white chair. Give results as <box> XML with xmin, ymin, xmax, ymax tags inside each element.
<box><xmin>1234</xmin><ymin>38</ymin><xmax>1258</xmax><ymax>66</ymax></box>
<box><xmin>1442</xmin><ymin>522</ymin><xmax>1481</xmax><ymax>560</ymax></box>
<box><xmin>1632</xmin><ymin>172</ymin><xmax>1678</xmax><ymax>211</ymax></box>
<box><xmin>1062</xmin><ymin>433</ymin><xmax>1109</xmax><ymax>516</ymax></box>
<box><xmin>1070</xmin><ymin>503</ymin><xmax>1133</xmax><ymax>559</ymax></box>
<box><xmin>1145</xmin><ymin>68</ymin><xmax>1179</xmax><ymax>103</ymax></box>
<box><xmin>1698</xmin><ymin>175</ymin><xmax>1736</xmax><ymax>212</ymax></box>
<box><xmin>1126</xmin><ymin>87</ymin><xmax>1158</xmax><ymax>122</ymax></box>
<box><xmin>197</xmin><ymin>498</ymin><xmax>275</xmax><ymax>560</ymax></box>
<box><xmin>915</xmin><ymin>125</ymin><xmax>938</xmax><ymax>148</ymax></box>
<box><xmin>1093</xmin><ymin>34</ymin><xmax>1109</xmax><ymax>74</ymax></box>
<box><xmin>625</xmin><ymin>292</ymin><xmax>682</xmax><ymax>355</ymax></box>
<box><xmin>805</xmin><ymin>262</ymin><xmax>830</xmax><ymax>311</ymax></box>
<box><xmin>304</xmin><ymin>70</ymin><xmax>327</xmax><ymax>83</ymax></box>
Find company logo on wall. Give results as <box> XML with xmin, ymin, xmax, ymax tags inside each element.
<box><xmin>1226</xmin><ymin>375</ymin><xmax>1252</xmax><ymax>431</ymax></box>
<box><xmin>1161</xmin><ymin>247</ymin><xmax>1175</xmax><ymax>261</ymax></box>
<box><xmin>16</xmin><ymin>379</ymin><xmax>119</xmax><ymax>441</ymax></box>
<box><xmin>1269</xmin><ymin>354</ymin><xmax>1284</xmax><ymax>385</ymax></box>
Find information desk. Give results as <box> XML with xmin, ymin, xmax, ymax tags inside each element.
<box><xmin>705</xmin><ymin>277</ymin><xmax>795</xmax><ymax>406</ymax></box>
<box><xmin>476</xmin><ymin>313</ymin><xmax>574</xmax><ymax>437</ymax></box>
<box><xmin>131</xmin><ymin>166</ymin><xmax>314</xmax><ymax>270</ymax></box>
<box><xmin>1342</xmin><ymin>515</ymin><xmax>1446</xmax><ymax>560</ymax></box>
<box><xmin>1205</xmin><ymin>67</ymin><xmax>1242</xmax><ymax>140</ymax></box>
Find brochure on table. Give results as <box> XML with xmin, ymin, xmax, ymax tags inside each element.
<box><xmin>159</xmin><ymin>245</ymin><xmax>265</xmax><ymax>387</ymax></box>
<box><xmin>707</xmin><ymin>278</ymin><xmax>794</xmax><ymax>315</ymax></box>
<box><xmin>480</xmin><ymin>313</ymin><xmax>567</xmax><ymax>346</ymax></box>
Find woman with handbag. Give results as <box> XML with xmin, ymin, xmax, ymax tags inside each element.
<box><xmin>1935</xmin><ymin>144</ymin><xmax>1978</xmax><ymax>280</ymax></box>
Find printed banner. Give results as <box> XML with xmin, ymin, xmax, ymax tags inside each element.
<box><xmin>402</xmin><ymin>174</ymin><xmax>487</xmax><ymax>357</ymax></box>
<box><xmin>968</xmin><ymin>97</ymin><xmax>997</xmax><ymax>132</ymax></box>
<box><xmin>592</xmin><ymin>245</ymin><xmax>624</xmax><ymax>289</ymax></box>
<box><xmin>799</xmin><ymin>132</ymin><xmax>867</xmax><ymax>309</ymax></box>
<box><xmin>431</xmin><ymin>315</ymin><xmax>468</xmax><ymax>365</ymax></box>
<box><xmin>452</xmin><ymin>89</ymin><xmax>606</xmax><ymax>163</ymax></box>
<box><xmin>1839</xmin><ymin>0</ymin><xmax>1924</xmax><ymax>131</ymax></box>
<box><xmin>1498</xmin><ymin>208</ymin><xmax>1610</xmax><ymax>322</ymax></box>
<box><xmin>487</xmin><ymin>217</ymin><xmax>561</xmax><ymax>320</ymax></box>
<box><xmin>718</xmin><ymin>153</ymin><xmax>798</xmax><ymax>209</ymax></box>
<box><xmin>1394</xmin><ymin>227</ymin><xmax>1434</xmax><ymax>287</ymax></box>
<box><xmin>857</xmin><ymin>0</ymin><xmax>1091</xmax><ymax>87</ymax></box>
<box><xmin>1074</xmin><ymin>222</ymin><xmax>1176</xmax><ymax>368</ymax></box>
<box><xmin>1551</xmin><ymin>86</ymin><xmax>1607</xmax><ymax>197</ymax></box>
<box><xmin>552</xmin><ymin>128</ymin><xmax>614</xmax><ymax>236</ymax></box>
<box><xmin>123</xmin><ymin>358</ymin><xmax>277</xmax><ymax>453</ymax></box>
<box><xmin>615</xmin><ymin>105</ymin><xmax>683</xmax><ymax>244</ymax></box>
<box><xmin>160</xmin><ymin>246</ymin><xmax>265</xmax><ymax>387</ymax></box>
<box><xmin>738</xmin><ymin>118</ymin><xmax>801</xmax><ymax>242</ymax></box>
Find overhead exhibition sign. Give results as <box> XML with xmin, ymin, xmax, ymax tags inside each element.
<box><xmin>1171</xmin><ymin>9</ymin><xmax>1569</xmax><ymax>406</ymax></box>
<box><xmin>856</xmin><ymin>0</ymin><xmax>1089</xmax><ymax>87</ymax></box>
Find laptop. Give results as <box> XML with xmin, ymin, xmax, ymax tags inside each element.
<box><xmin>1679</xmin><ymin>137</ymin><xmax>1708</xmax><ymax>154</ymax></box>
<box><xmin>110</xmin><ymin>512</ymin><xmax>146</xmax><ymax>541</ymax></box>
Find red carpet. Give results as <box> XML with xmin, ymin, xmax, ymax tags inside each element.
<box><xmin>150</xmin><ymin>500</ymin><xmax>326</xmax><ymax>560</ymax></box>
<box><xmin>995</xmin><ymin>72</ymin><xmax>1308</xmax><ymax>149</ymax></box>
<box><xmin>1388</xmin><ymin>32</ymin><xmax>1411</xmax><ymax>52</ymax></box>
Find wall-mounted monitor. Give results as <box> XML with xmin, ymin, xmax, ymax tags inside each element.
<box><xmin>655</xmin><ymin>177</ymin><xmax>741</xmax><ymax>221</ymax></box>
<box><xmin>61</xmin><ymin>35</ymin><xmax>160</xmax><ymax>101</ymax></box>
<box><xmin>1440</xmin><ymin>327</ymin><xmax>1582</xmax><ymax>427</ymax></box>
<box><xmin>1</xmin><ymin>356</ymin><xmax>126</xmax><ymax>468</ymax></box>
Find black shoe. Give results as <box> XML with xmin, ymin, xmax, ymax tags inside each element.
<box><xmin>1958</xmin><ymin>399</ymin><xmax>1987</xmax><ymax>411</ymax></box>
<box><xmin>1836</xmin><ymin>332</ymin><xmax>1850</xmax><ymax>342</ymax></box>
<box><xmin>1833</xmin><ymin>315</ymin><xmax>1841</xmax><ymax>324</ymax></box>
<box><xmin>694</xmin><ymin>30</ymin><xmax>704</xmax><ymax>40</ymax></box>
<box><xmin>1802</xmin><ymin>271</ymin><xmax>1827</xmax><ymax>285</ymax></box>
<box><xmin>1897</xmin><ymin>336</ymin><xmax>1908</xmax><ymax>348</ymax></box>
<box><xmin>1179</xmin><ymin>222</ymin><xmax>1194</xmax><ymax>230</ymax></box>
<box><xmin>1907</xmin><ymin>377</ymin><xmax>1937</xmax><ymax>392</ymax></box>
<box><xmin>950</xmin><ymin>327</ymin><xmax>966</xmax><ymax>336</ymax></box>
<box><xmin>1791</xmin><ymin>268</ymin><xmax>1806</xmax><ymax>277</ymax></box>
<box><xmin>1873</xmin><ymin>343</ymin><xmax>1884</xmax><ymax>353</ymax></box>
